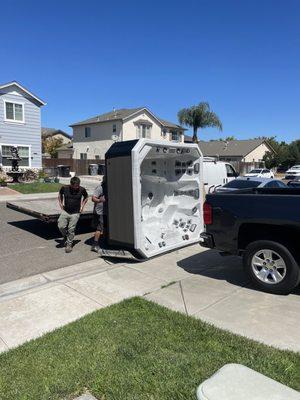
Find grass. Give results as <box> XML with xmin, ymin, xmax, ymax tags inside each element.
<box><xmin>10</xmin><ymin>182</ymin><xmax>62</xmax><ymax>194</ymax></box>
<box><xmin>161</xmin><ymin>281</ymin><xmax>177</xmax><ymax>289</ymax></box>
<box><xmin>0</xmin><ymin>298</ymin><xmax>299</xmax><ymax>400</ymax></box>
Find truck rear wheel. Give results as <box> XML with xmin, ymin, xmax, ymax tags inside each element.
<box><xmin>243</xmin><ymin>240</ymin><xmax>300</xmax><ymax>295</ymax></box>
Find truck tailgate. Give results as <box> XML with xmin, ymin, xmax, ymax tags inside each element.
<box><xmin>6</xmin><ymin>198</ymin><xmax>95</xmax><ymax>223</ymax></box>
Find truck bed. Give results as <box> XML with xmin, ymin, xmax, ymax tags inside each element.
<box><xmin>202</xmin><ymin>187</ymin><xmax>300</xmax><ymax>254</ymax></box>
<box><xmin>6</xmin><ymin>198</ymin><xmax>95</xmax><ymax>223</ymax></box>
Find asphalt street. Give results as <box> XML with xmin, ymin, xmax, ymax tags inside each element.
<box><xmin>0</xmin><ymin>203</ymin><xmax>100</xmax><ymax>284</ymax></box>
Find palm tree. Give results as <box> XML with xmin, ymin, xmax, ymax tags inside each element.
<box><xmin>178</xmin><ymin>102</ymin><xmax>222</xmax><ymax>143</ymax></box>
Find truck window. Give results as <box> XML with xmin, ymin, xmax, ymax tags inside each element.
<box><xmin>226</xmin><ymin>164</ymin><xmax>237</xmax><ymax>177</ymax></box>
<box><xmin>223</xmin><ymin>180</ymin><xmax>261</xmax><ymax>188</ymax></box>
<box><xmin>265</xmin><ymin>180</ymin><xmax>287</xmax><ymax>188</ymax></box>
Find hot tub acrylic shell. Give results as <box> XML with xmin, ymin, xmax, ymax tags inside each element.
<box><xmin>105</xmin><ymin>139</ymin><xmax>204</xmax><ymax>259</ymax></box>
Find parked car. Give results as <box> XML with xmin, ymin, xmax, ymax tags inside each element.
<box><xmin>276</xmin><ymin>164</ymin><xmax>289</xmax><ymax>174</ymax></box>
<box><xmin>287</xmin><ymin>176</ymin><xmax>300</xmax><ymax>187</ymax></box>
<box><xmin>201</xmin><ymin>187</ymin><xmax>300</xmax><ymax>294</ymax></box>
<box><xmin>285</xmin><ymin>165</ymin><xmax>300</xmax><ymax>180</ymax></box>
<box><xmin>244</xmin><ymin>168</ymin><xmax>274</xmax><ymax>178</ymax></box>
<box><xmin>203</xmin><ymin>158</ymin><xmax>238</xmax><ymax>194</ymax></box>
<box><xmin>215</xmin><ymin>177</ymin><xmax>287</xmax><ymax>192</ymax></box>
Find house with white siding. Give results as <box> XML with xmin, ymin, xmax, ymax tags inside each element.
<box><xmin>0</xmin><ymin>81</ymin><xmax>45</xmax><ymax>169</ymax></box>
<box><xmin>70</xmin><ymin>107</ymin><xmax>185</xmax><ymax>160</ymax></box>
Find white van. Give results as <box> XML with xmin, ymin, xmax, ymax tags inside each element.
<box><xmin>203</xmin><ymin>157</ymin><xmax>238</xmax><ymax>193</ymax></box>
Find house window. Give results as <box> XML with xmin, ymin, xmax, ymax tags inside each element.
<box><xmin>1</xmin><ymin>145</ymin><xmax>30</xmax><ymax>166</ymax></box>
<box><xmin>171</xmin><ymin>132</ymin><xmax>180</xmax><ymax>142</ymax></box>
<box><xmin>112</xmin><ymin>124</ymin><xmax>116</xmax><ymax>133</ymax></box>
<box><xmin>95</xmin><ymin>155</ymin><xmax>100</xmax><ymax>160</ymax></box>
<box><xmin>84</xmin><ymin>127</ymin><xmax>91</xmax><ymax>138</ymax></box>
<box><xmin>80</xmin><ymin>153</ymin><xmax>87</xmax><ymax>160</ymax></box>
<box><xmin>5</xmin><ymin>102</ymin><xmax>24</xmax><ymax>122</ymax></box>
<box><xmin>137</xmin><ymin>124</ymin><xmax>151</xmax><ymax>139</ymax></box>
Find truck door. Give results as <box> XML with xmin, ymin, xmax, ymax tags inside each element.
<box><xmin>225</xmin><ymin>163</ymin><xmax>238</xmax><ymax>183</ymax></box>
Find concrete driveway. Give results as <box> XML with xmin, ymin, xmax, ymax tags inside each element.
<box><xmin>0</xmin><ymin>203</ymin><xmax>99</xmax><ymax>284</ymax></box>
<box><xmin>0</xmin><ymin>244</ymin><xmax>299</xmax><ymax>353</ymax></box>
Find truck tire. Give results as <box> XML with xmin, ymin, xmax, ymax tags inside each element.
<box><xmin>243</xmin><ymin>240</ymin><xmax>300</xmax><ymax>295</ymax></box>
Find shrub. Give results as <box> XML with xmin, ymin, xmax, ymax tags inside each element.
<box><xmin>38</xmin><ymin>169</ymin><xmax>48</xmax><ymax>180</ymax></box>
<box><xmin>21</xmin><ymin>169</ymin><xmax>39</xmax><ymax>182</ymax></box>
<box><xmin>0</xmin><ymin>168</ymin><xmax>8</xmax><ymax>183</ymax></box>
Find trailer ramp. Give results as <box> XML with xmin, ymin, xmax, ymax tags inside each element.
<box><xmin>7</xmin><ymin>198</ymin><xmax>94</xmax><ymax>223</ymax></box>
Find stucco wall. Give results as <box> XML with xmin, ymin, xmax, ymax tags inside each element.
<box><xmin>72</xmin><ymin>110</ymin><xmax>184</xmax><ymax>160</ymax></box>
<box><xmin>123</xmin><ymin>110</ymin><xmax>184</xmax><ymax>143</ymax></box>
<box><xmin>72</xmin><ymin>120</ymin><xmax>122</xmax><ymax>159</ymax></box>
<box><xmin>57</xmin><ymin>149</ymin><xmax>73</xmax><ymax>159</ymax></box>
<box><xmin>122</xmin><ymin>110</ymin><xmax>163</xmax><ymax>140</ymax></box>
<box><xmin>243</xmin><ymin>143</ymin><xmax>270</xmax><ymax>162</ymax></box>
<box><xmin>50</xmin><ymin>133</ymin><xmax>71</xmax><ymax>144</ymax></box>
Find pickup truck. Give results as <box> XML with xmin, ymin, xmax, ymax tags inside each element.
<box><xmin>200</xmin><ymin>188</ymin><xmax>300</xmax><ymax>294</ymax></box>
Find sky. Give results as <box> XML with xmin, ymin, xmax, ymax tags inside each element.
<box><xmin>1</xmin><ymin>0</ymin><xmax>300</xmax><ymax>143</ymax></box>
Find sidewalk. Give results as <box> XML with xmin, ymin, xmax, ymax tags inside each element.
<box><xmin>0</xmin><ymin>190</ymin><xmax>58</xmax><ymax>203</ymax></box>
<box><xmin>0</xmin><ymin>244</ymin><xmax>299</xmax><ymax>353</ymax></box>
<box><xmin>0</xmin><ymin>179</ymin><xmax>99</xmax><ymax>203</ymax></box>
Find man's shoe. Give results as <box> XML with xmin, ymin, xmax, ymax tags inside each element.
<box><xmin>91</xmin><ymin>244</ymin><xmax>100</xmax><ymax>253</ymax></box>
<box><xmin>65</xmin><ymin>244</ymin><xmax>73</xmax><ymax>253</ymax></box>
<box><xmin>59</xmin><ymin>237</ymin><xmax>67</xmax><ymax>248</ymax></box>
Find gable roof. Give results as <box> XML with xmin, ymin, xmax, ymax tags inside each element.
<box><xmin>42</xmin><ymin>127</ymin><xmax>71</xmax><ymax>140</ymax></box>
<box><xmin>184</xmin><ymin>134</ymin><xmax>193</xmax><ymax>143</ymax></box>
<box><xmin>70</xmin><ymin>108</ymin><xmax>143</xmax><ymax>126</ymax></box>
<box><xmin>57</xmin><ymin>143</ymin><xmax>73</xmax><ymax>151</ymax></box>
<box><xmin>158</xmin><ymin>118</ymin><xmax>185</xmax><ymax>130</ymax></box>
<box><xmin>0</xmin><ymin>81</ymin><xmax>46</xmax><ymax>106</ymax></box>
<box><xmin>70</xmin><ymin>107</ymin><xmax>185</xmax><ymax>130</ymax></box>
<box><xmin>198</xmin><ymin>139</ymin><xmax>274</xmax><ymax>157</ymax></box>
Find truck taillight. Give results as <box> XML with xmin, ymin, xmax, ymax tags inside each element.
<box><xmin>203</xmin><ymin>202</ymin><xmax>213</xmax><ymax>225</ymax></box>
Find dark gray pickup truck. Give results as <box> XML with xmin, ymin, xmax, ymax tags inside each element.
<box><xmin>201</xmin><ymin>188</ymin><xmax>300</xmax><ymax>294</ymax></box>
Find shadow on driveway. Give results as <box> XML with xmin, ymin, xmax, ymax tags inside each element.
<box><xmin>7</xmin><ymin>219</ymin><xmax>94</xmax><ymax>240</ymax></box>
<box><xmin>177</xmin><ymin>249</ymin><xmax>248</xmax><ymax>288</ymax></box>
<box><xmin>177</xmin><ymin>249</ymin><xmax>300</xmax><ymax>295</ymax></box>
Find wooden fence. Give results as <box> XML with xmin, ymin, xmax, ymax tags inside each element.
<box><xmin>43</xmin><ymin>157</ymin><xmax>264</xmax><ymax>177</ymax></box>
<box><xmin>43</xmin><ymin>158</ymin><xmax>105</xmax><ymax>176</ymax></box>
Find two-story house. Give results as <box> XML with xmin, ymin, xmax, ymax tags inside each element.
<box><xmin>70</xmin><ymin>107</ymin><xmax>185</xmax><ymax>160</ymax></box>
<box><xmin>0</xmin><ymin>81</ymin><xmax>45</xmax><ymax>169</ymax></box>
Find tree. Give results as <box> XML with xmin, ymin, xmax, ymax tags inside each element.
<box><xmin>177</xmin><ymin>102</ymin><xmax>222</xmax><ymax>143</ymax></box>
<box><xmin>42</xmin><ymin>137</ymin><xmax>63</xmax><ymax>158</ymax></box>
<box><xmin>286</xmin><ymin>140</ymin><xmax>300</xmax><ymax>166</ymax></box>
<box><xmin>262</xmin><ymin>136</ymin><xmax>290</xmax><ymax>169</ymax></box>
<box><xmin>217</xmin><ymin>136</ymin><xmax>236</xmax><ymax>142</ymax></box>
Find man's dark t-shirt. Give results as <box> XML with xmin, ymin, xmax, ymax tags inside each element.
<box><xmin>59</xmin><ymin>185</ymin><xmax>88</xmax><ymax>214</ymax></box>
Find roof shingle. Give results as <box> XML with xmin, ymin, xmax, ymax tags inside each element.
<box><xmin>198</xmin><ymin>139</ymin><xmax>270</xmax><ymax>157</ymax></box>
<box><xmin>42</xmin><ymin>127</ymin><xmax>71</xmax><ymax>139</ymax></box>
<box><xmin>70</xmin><ymin>107</ymin><xmax>185</xmax><ymax>130</ymax></box>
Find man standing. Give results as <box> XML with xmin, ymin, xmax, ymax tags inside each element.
<box><xmin>58</xmin><ymin>176</ymin><xmax>88</xmax><ymax>253</ymax></box>
<box><xmin>91</xmin><ymin>178</ymin><xmax>106</xmax><ymax>252</ymax></box>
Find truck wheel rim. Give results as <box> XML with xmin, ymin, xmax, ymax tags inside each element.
<box><xmin>251</xmin><ymin>249</ymin><xmax>287</xmax><ymax>285</ymax></box>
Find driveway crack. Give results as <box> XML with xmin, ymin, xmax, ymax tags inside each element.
<box><xmin>179</xmin><ymin>281</ymin><xmax>188</xmax><ymax>316</ymax></box>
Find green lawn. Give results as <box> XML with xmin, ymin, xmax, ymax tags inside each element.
<box><xmin>0</xmin><ymin>298</ymin><xmax>298</xmax><ymax>400</ymax></box>
<box><xmin>10</xmin><ymin>182</ymin><xmax>62</xmax><ymax>194</ymax></box>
